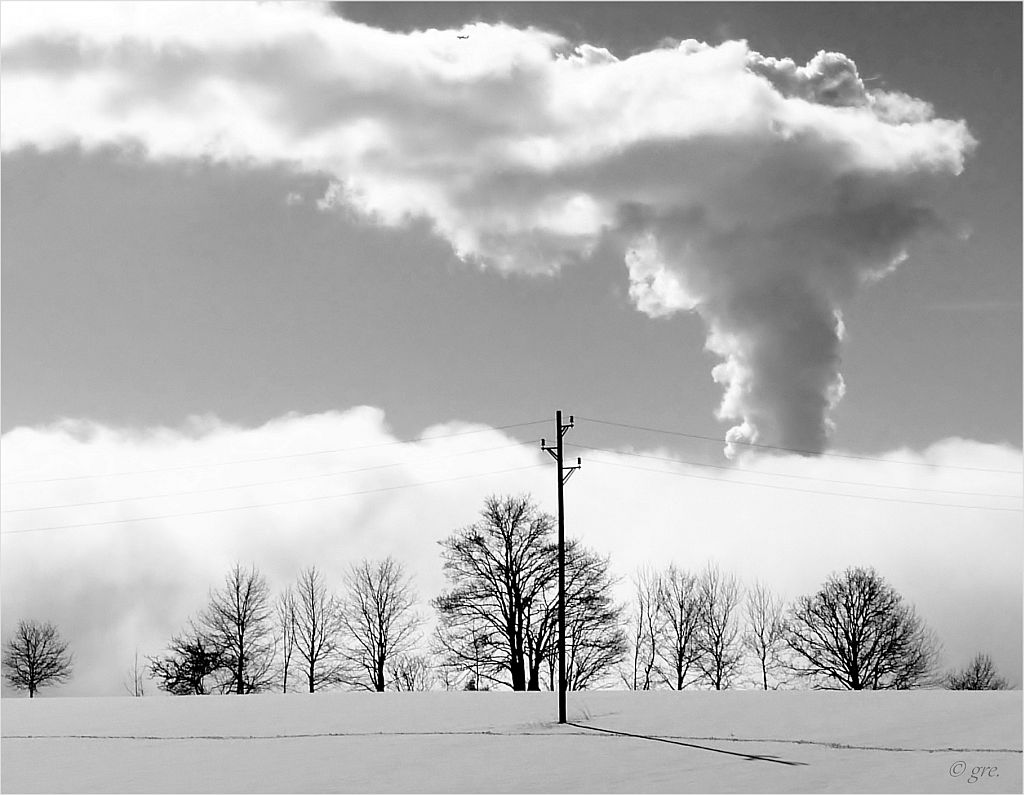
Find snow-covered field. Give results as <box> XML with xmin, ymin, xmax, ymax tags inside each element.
<box><xmin>2</xmin><ymin>691</ymin><xmax>1020</xmax><ymax>793</ymax></box>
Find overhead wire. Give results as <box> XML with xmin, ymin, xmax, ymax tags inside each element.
<box><xmin>565</xmin><ymin>442</ymin><xmax>1023</xmax><ymax>500</ymax></box>
<box><xmin>0</xmin><ymin>463</ymin><xmax>549</xmax><ymax>536</ymax></box>
<box><xmin>576</xmin><ymin>416</ymin><xmax>1023</xmax><ymax>474</ymax></box>
<box><xmin>2</xmin><ymin>441</ymin><xmax>533</xmax><ymax>514</ymax></box>
<box><xmin>1</xmin><ymin>418</ymin><xmax>549</xmax><ymax>486</ymax></box>
<box><xmin>581</xmin><ymin>457</ymin><xmax>1023</xmax><ymax>512</ymax></box>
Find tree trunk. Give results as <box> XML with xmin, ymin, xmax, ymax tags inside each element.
<box><xmin>510</xmin><ymin>647</ymin><xmax>526</xmax><ymax>691</ymax></box>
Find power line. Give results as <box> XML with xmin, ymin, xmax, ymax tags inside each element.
<box><xmin>582</xmin><ymin>457</ymin><xmax>1023</xmax><ymax>512</ymax></box>
<box><xmin>566</xmin><ymin>442</ymin><xmax>1023</xmax><ymax>500</ymax></box>
<box><xmin>0</xmin><ymin>463</ymin><xmax>548</xmax><ymax>537</ymax></box>
<box><xmin>577</xmin><ymin>416</ymin><xmax>1023</xmax><ymax>474</ymax></box>
<box><xmin>2</xmin><ymin>441</ymin><xmax>533</xmax><ymax>515</ymax></box>
<box><xmin>2</xmin><ymin>419</ymin><xmax>549</xmax><ymax>486</ymax></box>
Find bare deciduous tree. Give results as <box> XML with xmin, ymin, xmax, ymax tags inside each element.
<box><xmin>552</xmin><ymin>544</ymin><xmax>628</xmax><ymax>690</ymax></box>
<box><xmin>199</xmin><ymin>563</ymin><xmax>276</xmax><ymax>694</ymax></box>
<box><xmin>275</xmin><ymin>586</ymin><xmax>298</xmax><ymax>693</ymax></box>
<box><xmin>946</xmin><ymin>653</ymin><xmax>1009</xmax><ymax>691</ymax></box>
<box><xmin>2</xmin><ymin>619</ymin><xmax>73</xmax><ymax>698</ymax></box>
<box><xmin>695</xmin><ymin>563</ymin><xmax>744</xmax><ymax>690</ymax></box>
<box><xmin>786</xmin><ymin>566</ymin><xmax>941</xmax><ymax>690</ymax></box>
<box><xmin>389</xmin><ymin>653</ymin><xmax>435</xmax><ymax>691</ymax></box>
<box><xmin>432</xmin><ymin>618</ymin><xmax>496</xmax><ymax>691</ymax></box>
<box><xmin>123</xmin><ymin>648</ymin><xmax>147</xmax><ymax>697</ymax></box>
<box><xmin>148</xmin><ymin>628</ymin><xmax>227</xmax><ymax>695</ymax></box>
<box><xmin>621</xmin><ymin>566</ymin><xmax>662</xmax><ymax>690</ymax></box>
<box><xmin>433</xmin><ymin>495</ymin><xmax>557</xmax><ymax>691</ymax></box>
<box><xmin>435</xmin><ymin>655</ymin><xmax>458</xmax><ymax>691</ymax></box>
<box><xmin>744</xmin><ymin>580</ymin><xmax>787</xmax><ymax>690</ymax></box>
<box><xmin>657</xmin><ymin>565</ymin><xmax>704</xmax><ymax>690</ymax></box>
<box><xmin>340</xmin><ymin>557</ymin><xmax>421</xmax><ymax>692</ymax></box>
<box><xmin>292</xmin><ymin>566</ymin><xmax>346</xmax><ymax>692</ymax></box>
<box><xmin>435</xmin><ymin>494</ymin><xmax>625</xmax><ymax>692</ymax></box>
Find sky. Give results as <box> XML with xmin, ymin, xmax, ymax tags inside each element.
<box><xmin>1</xmin><ymin>2</ymin><xmax>1021</xmax><ymax>696</ymax></box>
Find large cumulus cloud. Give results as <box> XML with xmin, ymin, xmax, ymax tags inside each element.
<box><xmin>0</xmin><ymin>2</ymin><xmax>975</xmax><ymax>451</ymax></box>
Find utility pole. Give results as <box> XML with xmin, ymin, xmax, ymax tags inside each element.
<box><xmin>541</xmin><ymin>410</ymin><xmax>580</xmax><ymax>724</ymax></box>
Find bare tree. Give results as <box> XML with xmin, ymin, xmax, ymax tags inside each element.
<box><xmin>433</xmin><ymin>495</ymin><xmax>557</xmax><ymax>691</ymax></box>
<box><xmin>435</xmin><ymin>654</ymin><xmax>458</xmax><ymax>691</ymax></box>
<box><xmin>744</xmin><ymin>580</ymin><xmax>787</xmax><ymax>690</ymax></box>
<box><xmin>656</xmin><ymin>564</ymin><xmax>704</xmax><ymax>690</ymax></box>
<box><xmin>2</xmin><ymin>619</ymin><xmax>73</xmax><ymax>698</ymax></box>
<box><xmin>198</xmin><ymin>563</ymin><xmax>276</xmax><ymax>694</ymax></box>
<box><xmin>148</xmin><ymin>627</ymin><xmax>227</xmax><ymax>695</ymax></box>
<box><xmin>123</xmin><ymin>648</ymin><xmax>147</xmax><ymax>697</ymax></box>
<box><xmin>389</xmin><ymin>653</ymin><xmax>435</xmax><ymax>691</ymax></box>
<box><xmin>946</xmin><ymin>653</ymin><xmax>1009</xmax><ymax>690</ymax></box>
<box><xmin>292</xmin><ymin>566</ymin><xmax>346</xmax><ymax>692</ymax></box>
<box><xmin>275</xmin><ymin>586</ymin><xmax>298</xmax><ymax>693</ymax></box>
<box><xmin>621</xmin><ymin>566</ymin><xmax>662</xmax><ymax>690</ymax></box>
<box><xmin>786</xmin><ymin>566</ymin><xmax>941</xmax><ymax>690</ymax></box>
<box><xmin>547</xmin><ymin>544</ymin><xmax>628</xmax><ymax>690</ymax></box>
<box><xmin>432</xmin><ymin>618</ymin><xmax>497</xmax><ymax>691</ymax></box>
<box><xmin>434</xmin><ymin>494</ymin><xmax>624</xmax><ymax>692</ymax></box>
<box><xmin>695</xmin><ymin>563</ymin><xmax>744</xmax><ymax>690</ymax></box>
<box><xmin>340</xmin><ymin>557</ymin><xmax>422</xmax><ymax>691</ymax></box>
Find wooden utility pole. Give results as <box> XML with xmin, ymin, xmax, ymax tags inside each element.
<box><xmin>542</xmin><ymin>411</ymin><xmax>580</xmax><ymax>724</ymax></box>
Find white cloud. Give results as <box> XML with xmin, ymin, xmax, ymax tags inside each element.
<box><xmin>0</xmin><ymin>408</ymin><xmax>551</xmax><ymax>695</ymax></box>
<box><xmin>2</xmin><ymin>410</ymin><xmax>1020</xmax><ymax>694</ymax></box>
<box><xmin>0</xmin><ymin>2</ymin><xmax>979</xmax><ymax>448</ymax></box>
<box><xmin>625</xmin><ymin>232</ymin><xmax>702</xmax><ymax>317</ymax></box>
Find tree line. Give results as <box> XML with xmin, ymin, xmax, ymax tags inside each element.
<box><xmin>3</xmin><ymin>494</ymin><xmax>1014</xmax><ymax>696</ymax></box>
<box><xmin>147</xmin><ymin>558</ymin><xmax>422</xmax><ymax>695</ymax></box>
<box><xmin>622</xmin><ymin>561</ymin><xmax>945</xmax><ymax>691</ymax></box>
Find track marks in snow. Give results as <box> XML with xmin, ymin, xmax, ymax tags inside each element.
<box><xmin>6</xmin><ymin>729</ymin><xmax>1020</xmax><ymax>755</ymax></box>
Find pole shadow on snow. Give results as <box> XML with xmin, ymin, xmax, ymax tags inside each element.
<box><xmin>566</xmin><ymin>723</ymin><xmax>809</xmax><ymax>767</ymax></box>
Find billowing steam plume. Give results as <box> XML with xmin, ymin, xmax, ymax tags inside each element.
<box><xmin>0</xmin><ymin>3</ymin><xmax>975</xmax><ymax>452</ymax></box>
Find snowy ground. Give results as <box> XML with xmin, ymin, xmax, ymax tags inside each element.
<box><xmin>2</xmin><ymin>690</ymin><xmax>1020</xmax><ymax>793</ymax></box>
